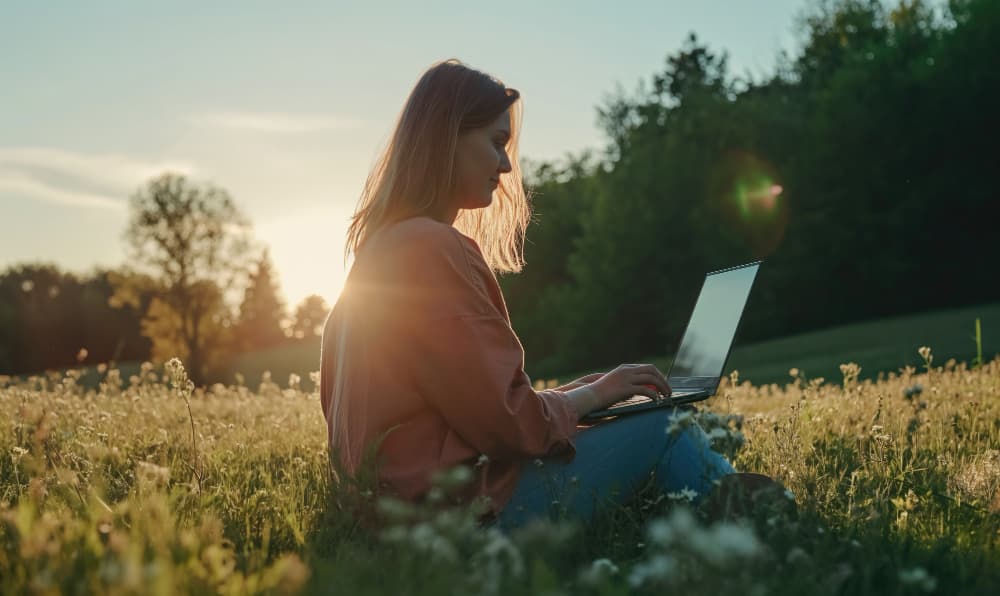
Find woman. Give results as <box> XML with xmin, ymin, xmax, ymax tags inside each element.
<box><xmin>320</xmin><ymin>59</ymin><xmax>751</xmax><ymax>531</ymax></box>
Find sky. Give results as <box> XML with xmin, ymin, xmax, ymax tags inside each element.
<box><xmin>1</xmin><ymin>0</ymin><xmax>813</xmax><ymax>309</ymax></box>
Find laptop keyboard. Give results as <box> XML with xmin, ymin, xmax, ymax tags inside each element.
<box><xmin>607</xmin><ymin>391</ymin><xmax>695</xmax><ymax>410</ymax></box>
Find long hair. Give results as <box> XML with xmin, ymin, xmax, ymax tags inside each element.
<box><xmin>344</xmin><ymin>58</ymin><xmax>530</xmax><ymax>273</ymax></box>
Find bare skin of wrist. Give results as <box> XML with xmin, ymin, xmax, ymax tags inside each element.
<box><xmin>564</xmin><ymin>386</ymin><xmax>600</xmax><ymax>419</ymax></box>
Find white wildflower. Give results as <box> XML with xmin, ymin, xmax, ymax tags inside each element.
<box><xmin>666</xmin><ymin>487</ymin><xmax>699</xmax><ymax>502</ymax></box>
<box><xmin>477</xmin><ymin>530</ymin><xmax>525</xmax><ymax>579</ymax></box>
<box><xmin>786</xmin><ymin>546</ymin><xmax>809</xmax><ymax>564</ymax></box>
<box><xmin>665</xmin><ymin>410</ymin><xmax>694</xmax><ymax>436</ymax></box>
<box><xmin>689</xmin><ymin>522</ymin><xmax>762</xmax><ymax>565</ymax></box>
<box><xmin>707</xmin><ymin>427</ymin><xmax>730</xmax><ymax>442</ymax></box>
<box><xmin>647</xmin><ymin>519</ymin><xmax>673</xmax><ymax>545</ymax></box>
<box><xmin>411</xmin><ymin>522</ymin><xmax>458</xmax><ymax>563</ymax></box>
<box><xmin>579</xmin><ymin>558</ymin><xmax>619</xmax><ymax>586</ymax></box>
<box><xmin>376</xmin><ymin>497</ymin><xmax>415</xmax><ymax>521</ymax></box>
<box><xmin>646</xmin><ymin>508</ymin><xmax>697</xmax><ymax>546</ymax></box>
<box><xmin>627</xmin><ymin>554</ymin><xmax>677</xmax><ymax>588</ymax></box>
<box><xmin>899</xmin><ymin>567</ymin><xmax>937</xmax><ymax>592</ymax></box>
<box><xmin>431</xmin><ymin>465</ymin><xmax>473</xmax><ymax>490</ymax></box>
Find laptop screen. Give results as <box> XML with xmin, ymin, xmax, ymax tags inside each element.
<box><xmin>669</xmin><ymin>262</ymin><xmax>760</xmax><ymax>380</ymax></box>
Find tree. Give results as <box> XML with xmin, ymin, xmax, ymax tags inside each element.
<box><xmin>140</xmin><ymin>280</ymin><xmax>232</xmax><ymax>373</ymax></box>
<box><xmin>119</xmin><ymin>172</ymin><xmax>253</xmax><ymax>384</ymax></box>
<box><xmin>0</xmin><ymin>264</ymin><xmax>150</xmax><ymax>375</ymax></box>
<box><xmin>545</xmin><ymin>34</ymin><xmax>743</xmax><ymax>372</ymax></box>
<box><xmin>290</xmin><ymin>294</ymin><xmax>330</xmax><ymax>340</ymax></box>
<box><xmin>0</xmin><ymin>264</ymin><xmax>73</xmax><ymax>373</ymax></box>
<box><xmin>0</xmin><ymin>295</ymin><xmax>13</xmax><ymax>373</ymax></box>
<box><xmin>499</xmin><ymin>0</ymin><xmax>1000</xmax><ymax>380</ymax></box>
<box><xmin>233</xmin><ymin>250</ymin><xmax>287</xmax><ymax>351</ymax></box>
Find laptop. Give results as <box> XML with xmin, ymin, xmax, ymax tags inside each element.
<box><xmin>582</xmin><ymin>261</ymin><xmax>762</xmax><ymax>421</ymax></box>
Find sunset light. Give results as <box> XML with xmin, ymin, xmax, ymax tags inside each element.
<box><xmin>3</xmin><ymin>1</ymin><xmax>999</xmax><ymax>593</ymax></box>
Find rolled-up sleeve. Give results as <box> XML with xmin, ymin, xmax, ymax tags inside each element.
<box><xmin>392</xmin><ymin>223</ymin><xmax>579</xmax><ymax>462</ymax></box>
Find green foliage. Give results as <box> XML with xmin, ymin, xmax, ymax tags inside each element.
<box><xmin>0</xmin><ymin>264</ymin><xmax>150</xmax><ymax>374</ymax></box>
<box><xmin>972</xmin><ymin>318</ymin><xmax>983</xmax><ymax>369</ymax></box>
<box><xmin>290</xmin><ymin>295</ymin><xmax>330</xmax><ymax>342</ymax></box>
<box><xmin>233</xmin><ymin>250</ymin><xmax>289</xmax><ymax>353</ymax></box>
<box><xmin>501</xmin><ymin>0</ymin><xmax>1000</xmax><ymax>377</ymax></box>
<box><xmin>122</xmin><ymin>172</ymin><xmax>255</xmax><ymax>384</ymax></box>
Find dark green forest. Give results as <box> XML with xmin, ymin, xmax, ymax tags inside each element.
<box><xmin>499</xmin><ymin>0</ymin><xmax>999</xmax><ymax>376</ymax></box>
<box><xmin>1</xmin><ymin>0</ymin><xmax>997</xmax><ymax>380</ymax></box>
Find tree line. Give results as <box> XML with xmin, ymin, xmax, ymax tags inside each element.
<box><xmin>499</xmin><ymin>0</ymin><xmax>999</xmax><ymax>376</ymax></box>
<box><xmin>2</xmin><ymin>0</ymin><xmax>996</xmax><ymax>384</ymax></box>
<box><xmin>0</xmin><ymin>175</ymin><xmax>330</xmax><ymax>384</ymax></box>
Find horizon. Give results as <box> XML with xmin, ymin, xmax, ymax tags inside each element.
<box><xmin>3</xmin><ymin>0</ymin><xmax>848</xmax><ymax>308</ymax></box>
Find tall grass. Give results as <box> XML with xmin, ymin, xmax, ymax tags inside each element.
<box><xmin>1</xmin><ymin>349</ymin><xmax>998</xmax><ymax>594</ymax></box>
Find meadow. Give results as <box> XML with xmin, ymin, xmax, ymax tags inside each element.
<box><xmin>207</xmin><ymin>302</ymin><xmax>1000</xmax><ymax>393</ymax></box>
<box><xmin>2</xmin><ymin>347</ymin><xmax>999</xmax><ymax>594</ymax></box>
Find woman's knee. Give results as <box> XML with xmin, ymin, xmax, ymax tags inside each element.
<box><xmin>657</xmin><ymin>425</ymin><xmax>735</xmax><ymax>495</ymax></box>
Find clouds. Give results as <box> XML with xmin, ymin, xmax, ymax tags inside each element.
<box><xmin>0</xmin><ymin>146</ymin><xmax>196</xmax><ymax>211</ymax></box>
<box><xmin>186</xmin><ymin>110</ymin><xmax>366</xmax><ymax>134</ymax></box>
<box><xmin>0</xmin><ymin>107</ymin><xmax>366</xmax><ymax>298</ymax></box>
<box><xmin>0</xmin><ymin>107</ymin><xmax>368</xmax><ymax>214</ymax></box>
<box><xmin>0</xmin><ymin>173</ymin><xmax>125</xmax><ymax>210</ymax></box>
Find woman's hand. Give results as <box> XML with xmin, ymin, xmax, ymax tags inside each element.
<box><xmin>550</xmin><ymin>372</ymin><xmax>605</xmax><ymax>393</ymax></box>
<box><xmin>566</xmin><ymin>372</ymin><xmax>606</xmax><ymax>388</ymax></box>
<box><xmin>565</xmin><ymin>363</ymin><xmax>671</xmax><ymax>417</ymax></box>
<box><xmin>589</xmin><ymin>363</ymin><xmax>671</xmax><ymax>408</ymax></box>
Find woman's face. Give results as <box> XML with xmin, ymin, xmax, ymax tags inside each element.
<box><xmin>452</xmin><ymin>108</ymin><xmax>512</xmax><ymax>212</ymax></box>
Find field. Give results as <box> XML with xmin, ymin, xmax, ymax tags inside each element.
<box><xmin>2</xmin><ymin>342</ymin><xmax>999</xmax><ymax>594</ymax></box>
<box><xmin>561</xmin><ymin>301</ymin><xmax>1000</xmax><ymax>389</ymax></box>
<box><xmin>61</xmin><ymin>302</ymin><xmax>997</xmax><ymax>395</ymax></box>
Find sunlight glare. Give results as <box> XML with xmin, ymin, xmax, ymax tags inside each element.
<box><xmin>255</xmin><ymin>207</ymin><xmax>352</xmax><ymax>309</ymax></box>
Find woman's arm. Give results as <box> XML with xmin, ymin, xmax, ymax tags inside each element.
<box><xmin>552</xmin><ymin>372</ymin><xmax>605</xmax><ymax>392</ymax></box>
<box><xmin>395</xmin><ymin>225</ymin><xmax>589</xmax><ymax>456</ymax></box>
<box><xmin>564</xmin><ymin>385</ymin><xmax>600</xmax><ymax>419</ymax></box>
<box><xmin>554</xmin><ymin>373</ymin><xmax>606</xmax><ymax>418</ymax></box>
<box><xmin>409</xmin><ymin>314</ymin><xmax>581</xmax><ymax>460</ymax></box>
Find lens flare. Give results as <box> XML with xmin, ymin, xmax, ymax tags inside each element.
<box><xmin>716</xmin><ymin>151</ymin><xmax>789</xmax><ymax>257</ymax></box>
<box><xmin>735</xmin><ymin>178</ymin><xmax>783</xmax><ymax>219</ymax></box>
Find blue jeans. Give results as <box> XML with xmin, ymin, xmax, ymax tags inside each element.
<box><xmin>495</xmin><ymin>407</ymin><xmax>735</xmax><ymax>532</ymax></box>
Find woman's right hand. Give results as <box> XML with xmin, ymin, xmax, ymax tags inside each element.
<box><xmin>585</xmin><ymin>363</ymin><xmax>672</xmax><ymax>411</ymax></box>
<box><xmin>564</xmin><ymin>363</ymin><xmax>672</xmax><ymax>418</ymax></box>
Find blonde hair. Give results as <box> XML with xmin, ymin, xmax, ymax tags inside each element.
<box><xmin>344</xmin><ymin>58</ymin><xmax>531</xmax><ymax>274</ymax></box>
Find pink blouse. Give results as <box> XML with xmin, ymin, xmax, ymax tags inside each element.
<box><xmin>320</xmin><ymin>216</ymin><xmax>579</xmax><ymax>515</ymax></box>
